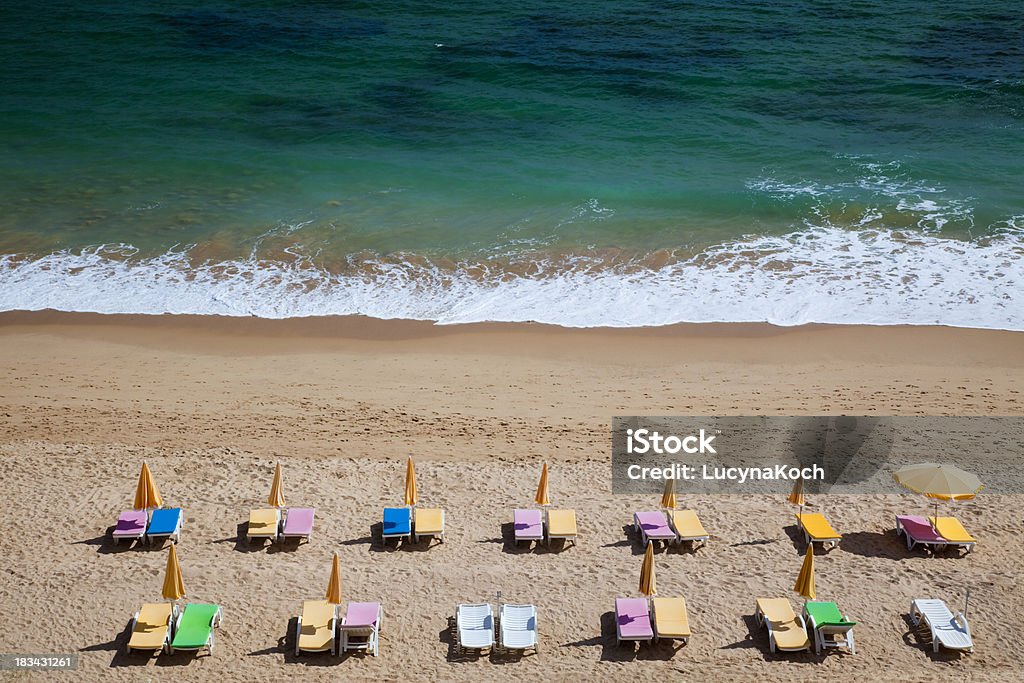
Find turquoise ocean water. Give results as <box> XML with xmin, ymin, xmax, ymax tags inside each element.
<box><xmin>1</xmin><ymin>1</ymin><xmax>1022</xmax><ymax>327</ymax></box>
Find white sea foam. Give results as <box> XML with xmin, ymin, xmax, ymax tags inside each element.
<box><xmin>0</xmin><ymin>227</ymin><xmax>1021</xmax><ymax>330</ymax></box>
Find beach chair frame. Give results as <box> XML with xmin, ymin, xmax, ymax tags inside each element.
<box><xmin>803</xmin><ymin>601</ymin><xmax>855</xmax><ymax>655</ymax></box>
<box><xmin>669</xmin><ymin>509</ymin><xmax>710</xmax><ymax>549</ymax></box>
<box><xmin>895</xmin><ymin>515</ymin><xmax>954</xmax><ymax>554</ymax></box>
<box><xmin>112</xmin><ymin>509</ymin><xmax>149</xmax><ymax>545</ymax></box>
<box><xmin>754</xmin><ymin>600</ymin><xmax>811</xmax><ymax>653</ymax></box>
<box><xmin>168</xmin><ymin>605</ymin><xmax>223</xmax><ymax>656</ymax></box>
<box><xmin>280</xmin><ymin>507</ymin><xmax>315</xmax><ymax>544</ymax></box>
<box><xmin>339</xmin><ymin>603</ymin><xmax>382</xmax><ymax>657</ymax></box>
<box><xmin>245</xmin><ymin>508</ymin><xmax>281</xmax><ymax>543</ymax></box>
<box><xmin>381</xmin><ymin>507</ymin><xmax>412</xmax><ymax>544</ymax></box>
<box><xmin>796</xmin><ymin>513</ymin><xmax>841</xmax><ymax>550</ymax></box>
<box><xmin>126</xmin><ymin>603</ymin><xmax>175</xmax><ymax>654</ymax></box>
<box><xmin>633</xmin><ymin>511</ymin><xmax>677</xmax><ymax>547</ymax></box>
<box><xmin>145</xmin><ymin>508</ymin><xmax>182</xmax><ymax>545</ymax></box>
<box><xmin>651</xmin><ymin>597</ymin><xmax>691</xmax><ymax>646</ymax></box>
<box><xmin>544</xmin><ymin>509</ymin><xmax>578</xmax><ymax>548</ymax></box>
<box><xmin>413</xmin><ymin>508</ymin><xmax>445</xmax><ymax>544</ymax></box>
<box><xmin>909</xmin><ymin>599</ymin><xmax>973</xmax><ymax>654</ymax></box>
<box><xmin>499</xmin><ymin>603</ymin><xmax>539</xmax><ymax>654</ymax></box>
<box><xmin>513</xmin><ymin>509</ymin><xmax>544</xmax><ymax>547</ymax></box>
<box><xmin>456</xmin><ymin>603</ymin><xmax>495</xmax><ymax>653</ymax></box>
<box><xmin>614</xmin><ymin>598</ymin><xmax>654</xmax><ymax>646</ymax></box>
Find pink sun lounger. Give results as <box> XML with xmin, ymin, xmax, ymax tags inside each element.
<box><xmin>340</xmin><ymin>602</ymin><xmax>382</xmax><ymax>657</ymax></box>
<box><xmin>633</xmin><ymin>511</ymin><xmax>677</xmax><ymax>546</ymax></box>
<box><xmin>895</xmin><ymin>515</ymin><xmax>946</xmax><ymax>553</ymax></box>
<box><xmin>513</xmin><ymin>509</ymin><xmax>544</xmax><ymax>545</ymax></box>
<box><xmin>112</xmin><ymin>510</ymin><xmax>148</xmax><ymax>543</ymax></box>
<box><xmin>280</xmin><ymin>508</ymin><xmax>315</xmax><ymax>543</ymax></box>
<box><xmin>615</xmin><ymin>598</ymin><xmax>654</xmax><ymax>645</ymax></box>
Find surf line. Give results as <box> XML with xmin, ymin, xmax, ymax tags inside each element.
<box><xmin>626</xmin><ymin>463</ymin><xmax>825</xmax><ymax>484</ymax></box>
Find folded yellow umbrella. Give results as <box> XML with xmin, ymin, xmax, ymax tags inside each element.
<box><xmin>535</xmin><ymin>463</ymin><xmax>551</xmax><ymax>506</ymax></box>
<box><xmin>793</xmin><ymin>545</ymin><xmax>815</xmax><ymax>601</ymax></box>
<box><xmin>134</xmin><ymin>461</ymin><xmax>163</xmax><ymax>511</ymax></box>
<box><xmin>787</xmin><ymin>475</ymin><xmax>805</xmax><ymax>507</ymax></box>
<box><xmin>325</xmin><ymin>553</ymin><xmax>342</xmax><ymax>605</ymax></box>
<box><xmin>661</xmin><ymin>477</ymin><xmax>676</xmax><ymax>510</ymax></box>
<box><xmin>162</xmin><ymin>544</ymin><xmax>185</xmax><ymax>601</ymax></box>
<box><xmin>404</xmin><ymin>457</ymin><xmax>418</xmax><ymax>507</ymax></box>
<box><xmin>639</xmin><ymin>540</ymin><xmax>656</xmax><ymax>597</ymax></box>
<box><xmin>268</xmin><ymin>462</ymin><xmax>285</xmax><ymax>508</ymax></box>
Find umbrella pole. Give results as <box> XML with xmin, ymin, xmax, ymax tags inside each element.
<box><xmin>964</xmin><ymin>588</ymin><xmax>970</xmax><ymax>619</ymax></box>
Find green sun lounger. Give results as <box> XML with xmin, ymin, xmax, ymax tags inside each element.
<box><xmin>169</xmin><ymin>604</ymin><xmax>223</xmax><ymax>655</ymax></box>
<box><xmin>803</xmin><ymin>601</ymin><xmax>856</xmax><ymax>655</ymax></box>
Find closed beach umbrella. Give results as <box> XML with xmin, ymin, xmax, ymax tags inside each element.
<box><xmin>639</xmin><ymin>540</ymin><xmax>657</xmax><ymax>597</ymax></box>
<box><xmin>661</xmin><ymin>478</ymin><xmax>676</xmax><ymax>510</ymax></box>
<box><xmin>267</xmin><ymin>462</ymin><xmax>285</xmax><ymax>508</ymax></box>
<box><xmin>893</xmin><ymin>463</ymin><xmax>982</xmax><ymax>518</ymax></box>
<box><xmin>404</xmin><ymin>457</ymin><xmax>418</xmax><ymax>507</ymax></box>
<box><xmin>134</xmin><ymin>462</ymin><xmax>163</xmax><ymax>511</ymax></box>
<box><xmin>788</xmin><ymin>475</ymin><xmax>805</xmax><ymax>520</ymax></box>
<box><xmin>793</xmin><ymin>545</ymin><xmax>815</xmax><ymax>601</ymax></box>
<box><xmin>325</xmin><ymin>553</ymin><xmax>342</xmax><ymax>605</ymax></box>
<box><xmin>535</xmin><ymin>463</ymin><xmax>551</xmax><ymax>506</ymax></box>
<box><xmin>162</xmin><ymin>544</ymin><xmax>185</xmax><ymax>601</ymax></box>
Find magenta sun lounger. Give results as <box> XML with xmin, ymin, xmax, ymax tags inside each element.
<box><xmin>280</xmin><ymin>508</ymin><xmax>315</xmax><ymax>543</ymax></box>
<box><xmin>112</xmin><ymin>510</ymin><xmax>148</xmax><ymax>544</ymax></box>
<box><xmin>633</xmin><ymin>511</ymin><xmax>677</xmax><ymax>546</ymax></box>
<box><xmin>513</xmin><ymin>509</ymin><xmax>544</xmax><ymax>545</ymax></box>
<box><xmin>895</xmin><ymin>515</ymin><xmax>948</xmax><ymax>553</ymax></box>
<box><xmin>615</xmin><ymin>598</ymin><xmax>654</xmax><ymax>645</ymax></box>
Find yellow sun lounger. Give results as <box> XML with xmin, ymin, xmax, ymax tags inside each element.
<box><xmin>127</xmin><ymin>603</ymin><xmax>174</xmax><ymax>654</ymax></box>
<box><xmin>670</xmin><ymin>510</ymin><xmax>709</xmax><ymax>548</ymax></box>
<box><xmin>247</xmin><ymin>508</ymin><xmax>280</xmax><ymax>542</ymax></box>
<box><xmin>652</xmin><ymin>597</ymin><xmax>691</xmax><ymax>644</ymax></box>
<box><xmin>929</xmin><ymin>516</ymin><xmax>977</xmax><ymax>553</ymax></box>
<box><xmin>413</xmin><ymin>508</ymin><xmax>445</xmax><ymax>544</ymax></box>
<box><xmin>796</xmin><ymin>512</ymin><xmax>842</xmax><ymax>550</ymax></box>
<box><xmin>546</xmin><ymin>509</ymin><xmax>578</xmax><ymax>547</ymax></box>
<box><xmin>295</xmin><ymin>600</ymin><xmax>337</xmax><ymax>656</ymax></box>
<box><xmin>755</xmin><ymin>598</ymin><xmax>811</xmax><ymax>653</ymax></box>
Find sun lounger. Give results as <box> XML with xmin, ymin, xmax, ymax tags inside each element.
<box><xmin>652</xmin><ymin>597</ymin><xmax>691</xmax><ymax>644</ymax></box>
<box><xmin>126</xmin><ymin>603</ymin><xmax>174</xmax><ymax>654</ymax></box>
<box><xmin>246</xmin><ymin>509</ymin><xmax>280</xmax><ymax>543</ymax></box>
<box><xmin>513</xmin><ymin>509</ymin><xmax>543</xmax><ymax>546</ymax></box>
<box><xmin>754</xmin><ymin>598</ymin><xmax>811</xmax><ymax>653</ymax></box>
<box><xmin>546</xmin><ymin>509</ymin><xmax>577</xmax><ymax>547</ymax></box>
<box><xmin>113</xmin><ymin>510</ymin><xmax>148</xmax><ymax>544</ymax></box>
<box><xmin>615</xmin><ymin>598</ymin><xmax>654</xmax><ymax>645</ymax></box>
<box><xmin>895</xmin><ymin>515</ymin><xmax>948</xmax><ymax>553</ymax></box>
<box><xmin>281</xmin><ymin>507</ymin><xmax>315</xmax><ymax>543</ymax></box>
<box><xmin>670</xmin><ymin>510</ymin><xmax>709</xmax><ymax>548</ymax></box>
<box><xmin>910</xmin><ymin>599</ymin><xmax>973</xmax><ymax>653</ymax></box>
<box><xmin>414</xmin><ymin>507</ymin><xmax>445</xmax><ymax>544</ymax></box>
<box><xmin>340</xmin><ymin>601</ymin><xmax>382</xmax><ymax>657</ymax></box>
<box><xmin>457</xmin><ymin>603</ymin><xmax>495</xmax><ymax>653</ymax></box>
<box><xmin>633</xmin><ymin>511</ymin><xmax>677</xmax><ymax>546</ymax></box>
<box><xmin>169</xmin><ymin>604</ymin><xmax>222</xmax><ymax>655</ymax></box>
<box><xmin>929</xmin><ymin>516</ymin><xmax>977</xmax><ymax>553</ymax></box>
<box><xmin>803</xmin><ymin>600</ymin><xmax>856</xmax><ymax>655</ymax></box>
<box><xmin>382</xmin><ymin>507</ymin><xmax>411</xmax><ymax>543</ymax></box>
<box><xmin>797</xmin><ymin>512</ymin><xmax>842</xmax><ymax>550</ymax></box>
<box><xmin>499</xmin><ymin>604</ymin><xmax>538</xmax><ymax>653</ymax></box>
<box><xmin>295</xmin><ymin>600</ymin><xmax>337</xmax><ymax>656</ymax></box>
<box><xmin>146</xmin><ymin>507</ymin><xmax>182</xmax><ymax>544</ymax></box>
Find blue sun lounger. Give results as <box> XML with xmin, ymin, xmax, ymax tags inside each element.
<box><xmin>382</xmin><ymin>507</ymin><xmax>411</xmax><ymax>543</ymax></box>
<box><xmin>146</xmin><ymin>507</ymin><xmax>182</xmax><ymax>544</ymax></box>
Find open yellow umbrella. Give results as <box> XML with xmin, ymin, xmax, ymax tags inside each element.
<box><xmin>639</xmin><ymin>540</ymin><xmax>656</xmax><ymax>597</ymax></box>
<box><xmin>162</xmin><ymin>544</ymin><xmax>185</xmax><ymax>601</ymax></box>
<box><xmin>893</xmin><ymin>463</ymin><xmax>982</xmax><ymax>518</ymax></box>
<box><xmin>325</xmin><ymin>553</ymin><xmax>342</xmax><ymax>605</ymax></box>
<box><xmin>793</xmin><ymin>545</ymin><xmax>815</xmax><ymax>601</ymax></box>
<box><xmin>134</xmin><ymin>462</ymin><xmax>163</xmax><ymax>510</ymax></box>
<box><xmin>535</xmin><ymin>463</ymin><xmax>551</xmax><ymax>506</ymax></box>
<box><xmin>404</xmin><ymin>457</ymin><xmax>418</xmax><ymax>507</ymax></box>
<box><xmin>267</xmin><ymin>462</ymin><xmax>285</xmax><ymax>508</ymax></box>
<box><xmin>660</xmin><ymin>478</ymin><xmax>676</xmax><ymax>510</ymax></box>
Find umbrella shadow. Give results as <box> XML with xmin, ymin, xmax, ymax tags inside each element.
<box><xmin>901</xmin><ymin>613</ymin><xmax>968</xmax><ymax>661</ymax></box>
<box><xmin>614</xmin><ymin>525</ymin><xmax>671</xmax><ymax>556</ymax></box>
<box><xmin>82</xmin><ymin>622</ymin><xmax>150</xmax><ymax>668</ymax></box>
<box><xmin>731</xmin><ymin>538</ymin><xmax>778</xmax><ymax>548</ymax></box>
<box><xmin>838</xmin><ymin>530</ymin><xmax>909</xmax><ymax>561</ymax></box>
<box><xmin>248</xmin><ymin>618</ymin><xmax>340</xmax><ymax>666</ymax></box>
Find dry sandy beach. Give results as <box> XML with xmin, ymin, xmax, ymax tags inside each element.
<box><xmin>1</xmin><ymin>311</ymin><xmax>1023</xmax><ymax>682</ymax></box>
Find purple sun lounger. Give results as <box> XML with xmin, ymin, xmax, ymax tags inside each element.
<box><xmin>615</xmin><ymin>598</ymin><xmax>654</xmax><ymax>645</ymax></box>
<box><xmin>895</xmin><ymin>515</ymin><xmax>948</xmax><ymax>553</ymax></box>
<box><xmin>513</xmin><ymin>509</ymin><xmax>544</xmax><ymax>546</ymax></box>
<box><xmin>280</xmin><ymin>508</ymin><xmax>315</xmax><ymax>543</ymax></box>
<box><xmin>633</xmin><ymin>511</ymin><xmax>677</xmax><ymax>546</ymax></box>
<box><xmin>112</xmin><ymin>510</ymin><xmax>148</xmax><ymax>544</ymax></box>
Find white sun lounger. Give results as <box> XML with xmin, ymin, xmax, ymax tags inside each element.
<box><xmin>499</xmin><ymin>604</ymin><xmax>538</xmax><ymax>654</ymax></box>
<box><xmin>910</xmin><ymin>599</ymin><xmax>973</xmax><ymax>654</ymax></box>
<box><xmin>456</xmin><ymin>603</ymin><xmax>494</xmax><ymax>653</ymax></box>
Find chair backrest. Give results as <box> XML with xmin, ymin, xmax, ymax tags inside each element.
<box><xmin>458</xmin><ymin>603</ymin><xmax>493</xmax><ymax>630</ymax></box>
<box><xmin>501</xmin><ymin>604</ymin><xmax>536</xmax><ymax>632</ymax></box>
